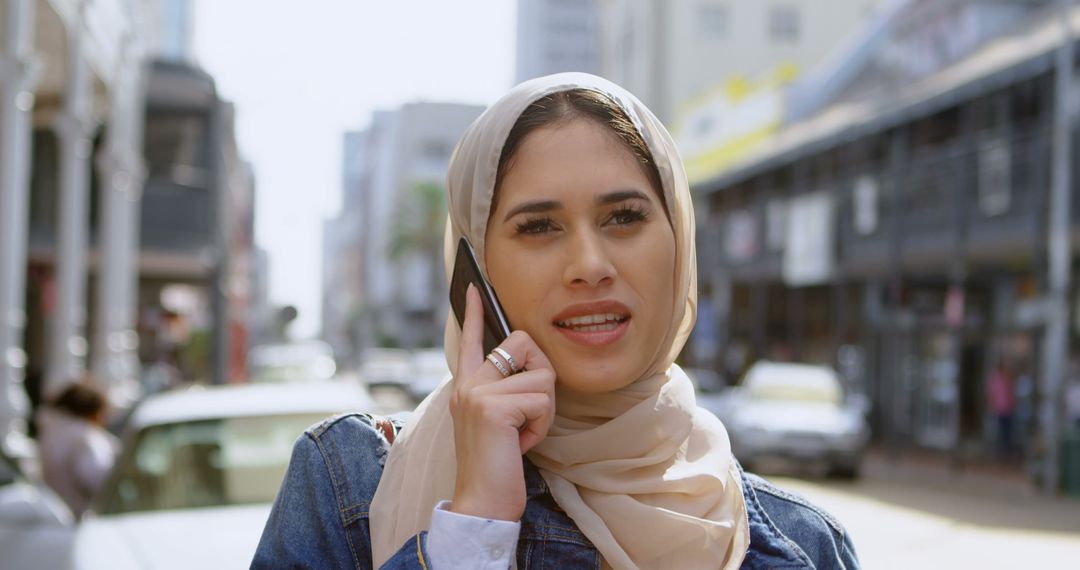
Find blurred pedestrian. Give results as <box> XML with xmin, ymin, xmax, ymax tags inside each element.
<box><xmin>986</xmin><ymin>359</ymin><xmax>1016</xmax><ymax>458</ymax></box>
<box><xmin>1067</xmin><ymin>371</ymin><xmax>1080</xmax><ymax>432</ymax></box>
<box><xmin>142</xmin><ymin>350</ymin><xmax>182</xmax><ymax>395</ymax></box>
<box><xmin>36</xmin><ymin>380</ymin><xmax>119</xmax><ymax>519</ymax></box>
<box><xmin>1014</xmin><ymin>363</ymin><xmax>1035</xmax><ymax>456</ymax></box>
<box><xmin>254</xmin><ymin>74</ymin><xmax>859</xmax><ymax>569</ymax></box>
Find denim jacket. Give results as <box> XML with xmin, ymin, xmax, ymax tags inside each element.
<box><xmin>253</xmin><ymin>413</ymin><xmax>860</xmax><ymax>569</ymax></box>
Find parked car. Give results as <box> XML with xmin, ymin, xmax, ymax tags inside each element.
<box><xmin>406</xmin><ymin>349</ymin><xmax>451</xmax><ymax>400</ymax></box>
<box><xmin>704</xmin><ymin>361</ymin><xmax>869</xmax><ymax>479</ymax></box>
<box><xmin>0</xmin><ymin>448</ymin><xmax>75</xmax><ymax>570</ymax></box>
<box><xmin>247</xmin><ymin>340</ymin><xmax>337</xmax><ymax>384</ymax></box>
<box><xmin>359</xmin><ymin>348</ymin><xmax>413</xmax><ymax>389</ymax></box>
<box><xmin>70</xmin><ymin>381</ymin><xmax>375</xmax><ymax>569</ymax></box>
<box><xmin>683</xmin><ymin>366</ymin><xmax>726</xmax><ymax>393</ymax></box>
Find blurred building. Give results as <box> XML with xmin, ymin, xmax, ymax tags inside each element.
<box><xmin>516</xmin><ymin>0</ymin><xmax>600</xmax><ymax>83</ymax></box>
<box><xmin>137</xmin><ymin>60</ymin><xmax>255</xmax><ymax>387</ymax></box>
<box><xmin>692</xmin><ymin>0</ymin><xmax>1071</xmax><ymax>481</ymax></box>
<box><xmin>598</xmin><ymin>0</ymin><xmax>890</xmax><ymax>124</ymax></box>
<box><xmin>0</xmin><ymin>0</ymin><xmax>254</xmax><ymax>459</ymax></box>
<box><xmin>1</xmin><ymin>0</ymin><xmax>150</xmax><ymax>457</ymax></box>
<box><xmin>248</xmin><ymin>245</ymin><xmax>272</xmax><ymax>346</ymax></box>
<box><xmin>321</xmin><ymin>131</ymin><xmax>367</xmax><ymax>364</ymax></box>
<box><xmin>322</xmin><ymin>103</ymin><xmax>483</xmax><ymax>363</ymax></box>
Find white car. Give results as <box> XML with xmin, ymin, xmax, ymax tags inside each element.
<box><xmin>703</xmin><ymin>361</ymin><xmax>870</xmax><ymax>479</ymax></box>
<box><xmin>406</xmin><ymin>349</ymin><xmax>451</xmax><ymax>400</ymax></box>
<box><xmin>359</xmin><ymin>348</ymin><xmax>413</xmax><ymax>389</ymax></box>
<box><xmin>71</xmin><ymin>381</ymin><xmax>375</xmax><ymax>569</ymax></box>
<box><xmin>247</xmin><ymin>340</ymin><xmax>337</xmax><ymax>384</ymax></box>
<box><xmin>0</xmin><ymin>449</ymin><xmax>75</xmax><ymax>570</ymax></box>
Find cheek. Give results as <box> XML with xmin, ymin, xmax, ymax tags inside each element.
<box><xmin>631</xmin><ymin>232</ymin><xmax>677</xmax><ymax>323</ymax></box>
<box><xmin>636</xmin><ymin>231</ymin><xmax>676</xmax><ymax>284</ymax></box>
<box><xmin>488</xmin><ymin>249</ymin><xmax>552</xmax><ymax>329</ymax></box>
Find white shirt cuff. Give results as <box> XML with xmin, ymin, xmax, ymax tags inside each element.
<box><xmin>426</xmin><ymin>500</ymin><xmax>520</xmax><ymax>569</ymax></box>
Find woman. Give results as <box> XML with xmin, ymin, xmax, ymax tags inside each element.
<box><xmin>36</xmin><ymin>381</ymin><xmax>119</xmax><ymax>519</ymax></box>
<box><xmin>253</xmin><ymin>73</ymin><xmax>859</xmax><ymax>569</ymax></box>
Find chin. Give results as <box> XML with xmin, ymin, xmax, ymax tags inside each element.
<box><xmin>555</xmin><ymin>365</ymin><xmax>634</xmax><ymax>394</ymax></box>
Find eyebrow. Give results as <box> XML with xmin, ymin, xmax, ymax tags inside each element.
<box><xmin>502</xmin><ymin>189</ymin><xmax>652</xmax><ymax>222</ymax></box>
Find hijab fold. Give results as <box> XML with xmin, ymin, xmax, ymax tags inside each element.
<box><xmin>370</xmin><ymin>73</ymin><xmax>749</xmax><ymax>570</ymax></box>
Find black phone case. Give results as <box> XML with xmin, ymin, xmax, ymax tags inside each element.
<box><xmin>449</xmin><ymin>237</ymin><xmax>511</xmax><ymax>354</ymax></box>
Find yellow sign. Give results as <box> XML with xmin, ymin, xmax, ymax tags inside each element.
<box><xmin>673</xmin><ymin>65</ymin><xmax>798</xmax><ymax>186</ymax></box>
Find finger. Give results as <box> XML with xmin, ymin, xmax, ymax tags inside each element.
<box><xmin>476</xmin><ymin>392</ymin><xmax>552</xmax><ymax>434</ymax></box>
<box><xmin>477</xmin><ymin>369</ymin><xmax>555</xmax><ymax>397</ymax></box>
<box><xmin>500</xmin><ymin>331</ymin><xmax>555</xmax><ymax>376</ymax></box>
<box><xmin>513</xmin><ymin>393</ymin><xmax>555</xmax><ymax>453</ymax></box>
<box><xmin>456</xmin><ymin>284</ymin><xmax>486</xmax><ymax>380</ymax></box>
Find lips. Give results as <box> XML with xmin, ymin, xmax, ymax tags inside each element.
<box><xmin>552</xmin><ymin>301</ymin><xmax>631</xmax><ymax>346</ymax></box>
<box><xmin>556</xmin><ymin>312</ymin><xmax>627</xmax><ymax>330</ymax></box>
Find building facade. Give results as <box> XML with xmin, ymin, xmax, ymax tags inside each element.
<box><xmin>598</xmin><ymin>0</ymin><xmax>889</xmax><ymax>124</ymax></box>
<box><xmin>135</xmin><ymin>59</ymin><xmax>254</xmax><ymax>387</ymax></box>
<box><xmin>0</xmin><ymin>0</ymin><xmax>253</xmax><ymax>460</ymax></box>
<box><xmin>1</xmin><ymin>0</ymin><xmax>150</xmax><ymax>457</ymax></box>
<box><xmin>516</xmin><ymin>0</ymin><xmax>600</xmax><ymax>83</ymax></box>
<box><xmin>323</xmin><ymin>103</ymin><xmax>484</xmax><ymax>364</ymax></box>
<box><xmin>692</xmin><ymin>0</ymin><xmax>1072</xmax><ymax>488</ymax></box>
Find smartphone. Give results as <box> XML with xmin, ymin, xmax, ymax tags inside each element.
<box><xmin>449</xmin><ymin>237</ymin><xmax>512</xmax><ymax>354</ymax></box>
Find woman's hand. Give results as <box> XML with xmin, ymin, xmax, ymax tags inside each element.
<box><xmin>449</xmin><ymin>285</ymin><xmax>556</xmax><ymax>522</ymax></box>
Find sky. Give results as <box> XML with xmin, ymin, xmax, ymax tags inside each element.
<box><xmin>193</xmin><ymin>0</ymin><xmax>516</xmax><ymax>338</ymax></box>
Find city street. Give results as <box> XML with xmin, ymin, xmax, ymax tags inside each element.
<box><xmin>370</xmin><ymin>386</ymin><xmax>1080</xmax><ymax>568</ymax></box>
<box><xmin>773</xmin><ymin>467</ymin><xmax>1080</xmax><ymax>569</ymax></box>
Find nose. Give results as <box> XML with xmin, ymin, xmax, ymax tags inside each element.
<box><xmin>562</xmin><ymin>230</ymin><xmax>615</xmax><ymax>288</ymax></box>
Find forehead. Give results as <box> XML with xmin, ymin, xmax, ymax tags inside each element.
<box><xmin>495</xmin><ymin>119</ymin><xmax>656</xmax><ymax>203</ymax></box>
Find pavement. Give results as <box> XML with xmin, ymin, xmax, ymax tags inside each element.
<box><xmin>765</xmin><ymin>449</ymin><xmax>1080</xmax><ymax>569</ymax></box>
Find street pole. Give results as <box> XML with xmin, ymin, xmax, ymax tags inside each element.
<box><xmin>1041</xmin><ymin>0</ymin><xmax>1074</xmax><ymax>494</ymax></box>
<box><xmin>46</xmin><ymin>4</ymin><xmax>95</xmax><ymax>396</ymax></box>
<box><xmin>0</xmin><ymin>0</ymin><xmax>37</xmax><ymax>458</ymax></box>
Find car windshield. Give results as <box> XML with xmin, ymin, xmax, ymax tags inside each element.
<box><xmin>99</xmin><ymin>413</ymin><xmax>328</xmax><ymax>514</ymax></box>
<box><xmin>248</xmin><ymin>343</ymin><xmax>336</xmax><ymax>383</ymax></box>
<box><xmin>744</xmin><ymin>367</ymin><xmax>843</xmax><ymax>405</ymax></box>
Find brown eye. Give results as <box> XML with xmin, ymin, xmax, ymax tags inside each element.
<box><xmin>516</xmin><ymin>217</ymin><xmax>557</xmax><ymax>235</ymax></box>
<box><xmin>607</xmin><ymin>206</ymin><xmax>648</xmax><ymax>226</ymax></box>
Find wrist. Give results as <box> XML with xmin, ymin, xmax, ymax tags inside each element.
<box><xmin>449</xmin><ymin>493</ymin><xmax>523</xmax><ymax>522</ymax></box>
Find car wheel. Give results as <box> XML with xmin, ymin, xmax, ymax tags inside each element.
<box><xmin>829</xmin><ymin>462</ymin><xmax>860</xmax><ymax>480</ymax></box>
<box><xmin>736</xmin><ymin>457</ymin><xmax>757</xmax><ymax>474</ymax></box>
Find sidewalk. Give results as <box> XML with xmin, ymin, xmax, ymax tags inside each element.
<box><xmin>777</xmin><ymin>465</ymin><xmax>1080</xmax><ymax>570</ymax></box>
<box><xmin>861</xmin><ymin>445</ymin><xmax>1040</xmax><ymax>500</ymax></box>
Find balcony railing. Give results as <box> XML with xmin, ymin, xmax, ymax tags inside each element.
<box><xmin>703</xmin><ymin>119</ymin><xmax>1057</xmax><ymax>278</ymax></box>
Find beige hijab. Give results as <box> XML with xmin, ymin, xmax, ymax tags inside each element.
<box><xmin>370</xmin><ymin>73</ymin><xmax>749</xmax><ymax>569</ymax></box>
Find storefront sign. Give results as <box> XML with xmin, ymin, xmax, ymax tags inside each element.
<box><xmin>673</xmin><ymin>68</ymin><xmax>796</xmax><ymax>186</ymax></box>
<box><xmin>783</xmin><ymin>191</ymin><xmax>833</xmax><ymax>286</ymax></box>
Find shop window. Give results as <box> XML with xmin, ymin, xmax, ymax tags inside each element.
<box><xmin>853</xmin><ymin>175</ymin><xmax>879</xmax><ymax>235</ymax></box>
<box><xmin>724</xmin><ymin>209</ymin><xmax>759</xmax><ymax>262</ymax></box>
<box><xmin>28</xmin><ymin>130</ymin><xmax>59</xmax><ymax>241</ymax></box>
<box><xmin>766</xmin><ymin>198</ymin><xmax>786</xmax><ymax>251</ymax></box>
<box><xmin>699</xmin><ymin>3</ymin><xmax>729</xmax><ymax>39</ymax></box>
<box><xmin>768</xmin><ymin>4</ymin><xmax>801</xmax><ymax>42</ymax></box>
<box><xmin>419</xmin><ymin>139</ymin><xmax>450</xmax><ymax>161</ymax></box>
<box><xmin>144</xmin><ymin>113</ymin><xmax>209</xmax><ymax>186</ymax></box>
<box><xmin>978</xmin><ymin>136</ymin><xmax>1011</xmax><ymax>217</ymax></box>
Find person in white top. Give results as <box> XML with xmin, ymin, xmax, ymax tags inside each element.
<box><xmin>36</xmin><ymin>381</ymin><xmax>119</xmax><ymax>519</ymax></box>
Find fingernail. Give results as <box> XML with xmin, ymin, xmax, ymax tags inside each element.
<box><xmin>467</xmin><ymin>283</ymin><xmax>476</xmax><ymax>293</ymax></box>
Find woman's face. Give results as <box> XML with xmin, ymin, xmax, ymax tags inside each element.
<box><xmin>485</xmin><ymin>118</ymin><xmax>676</xmax><ymax>394</ymax></box>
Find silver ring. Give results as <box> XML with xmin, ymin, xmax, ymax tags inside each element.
<box><xmin>486</xmin><ymin>353</ymin><xmax>511</xmax><ymax>378</ymax></box>
<box><xmin>492</xmin><ymin>347</ymin><xmax>519</xmax><ymax>373</ymax></box>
